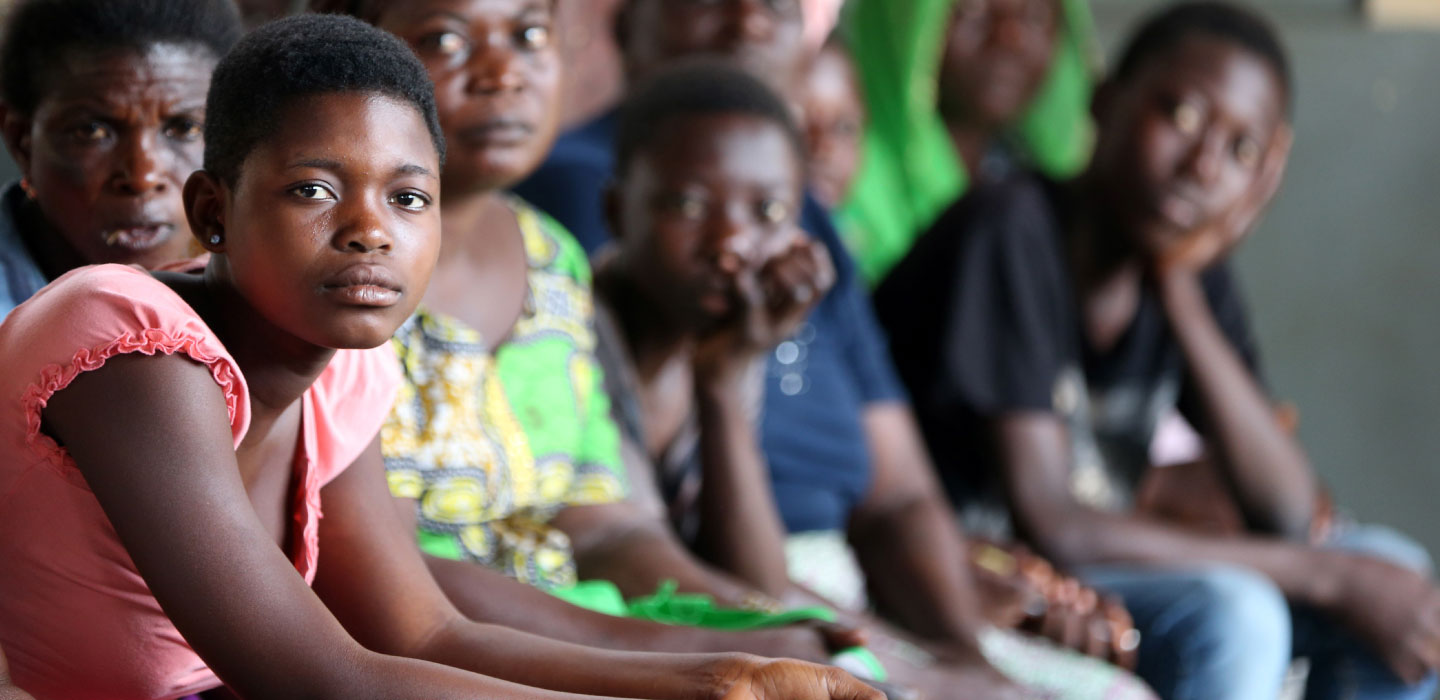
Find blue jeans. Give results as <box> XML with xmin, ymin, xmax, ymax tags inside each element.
<box><xmin>1079</xmin><ymin>524</ymin><xmax>1438</xmax><ymax>700</ymax></box>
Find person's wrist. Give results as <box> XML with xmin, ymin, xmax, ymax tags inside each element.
<box><xmin>691</xmin><ymin>653</ymin><xmax>759</xmax><ymax>700</ymax></box>
<box><xmin>1307</xmin><ymin>549</ymin><xmax>1357</xmax><ymax>612</ymax></box>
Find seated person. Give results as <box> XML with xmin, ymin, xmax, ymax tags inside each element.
<box><xmin>0</xmin><ymin>0</ymin><xmax>241</xmax><ymax>318</ymax></box>
<box><xmin>0</xmin><ymin>15</ymin><xmax>875</xmax><ymax>700</ymax></box>
<box><xmin>839</xmin><ymin>0</ymin><xmax>1095</xmax><ymax>285</ymax></box>
<box><xmin>797</xmin><ymin>34</ymin><xmax>1139</xmax><ymax>655</ymax></box>
<box><xmin>334</xmin><ymin>0</ymin><xmax>861</xmax><ymax>665</ymax></box>
<box><xmin>593</xmin><ymin>60</ymin><xmax>1156</xmax><ymax>700</ymax></box>
<box><xmin>874</xmin><ymin>3</ymin><xmax>1440</xmax><ymax>698</ymax></box>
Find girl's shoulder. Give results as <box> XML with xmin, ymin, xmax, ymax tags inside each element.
<box><xmin>0</xmin><ymin>263</ymin><xmax>250</xmax><ymax>473</ymax></box>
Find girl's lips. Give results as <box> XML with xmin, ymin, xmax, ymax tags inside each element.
<box><xmin>323</xmin><ymin>284</ymin><xmax>402</xmax><ymax>307</ymax></box>
<box><xmin>320</xmin><ymin>263</ymin><xmax>404</xmax><ymax>308</ymax></box>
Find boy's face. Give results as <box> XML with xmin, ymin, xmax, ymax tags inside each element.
<box><xmin>377</xmin><ymin>0</ymin><xmax>561</xmax><ymax>193</ymax></box>
<box><xmin>1092</xmin><ymin>36</ymin><xmax>1287</xmax><ymax>259</ymax></box>
<box><xmin>194</xmin><ymin>93</ymin><xmax>442</xmax><ymax>350</ymax></box>
<box><xmin>801</xmin><ymin>46</ymin><xmax>866</xmax><ymax>209</ymax></box>
<box><xmin>621</xmin><ymin>0</ymin><xmax>806</xmax><ymax>89</ymax></box>
<box><xmin>3</xmin><ymin>44</ymin><xmax>214</xmax><ymax>269</ymax></box>
<box><xmin>613</xmin><ymin>112</ymin><xmax>803</xmax><ymax>331</ymax></box>
<box><xmin>938</xmin><ymin>0</ymin><xmax>1059</xmax><ymax>130</ymax></box>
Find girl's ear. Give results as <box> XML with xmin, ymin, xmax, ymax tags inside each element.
<box><xmin>1</xmin><ymin>103</ymin><xmax>35</xmax><ymax>177</ymax></box>
<box><xmin>184</xmin><ymin>170</ymin><xmax>229</xmax><ymax>254</ymax></box>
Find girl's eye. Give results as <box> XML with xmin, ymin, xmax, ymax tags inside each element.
<box><xmin>1170</xmin><ymin>98</ymin><xmax>1204</xmax><ymax>137</ymax></box>
<box><xmin>758</xmin><ymin>198</ymin><xmax>791</xmax><ymax>225</ymax></box>
<box><xmin>519</xmin><ymin>24</ymin><xmax>551</xmax><ymax>49</ymax></box>
<box><xmin>164</xmin><ymin>118</ymin><xmax>203</xmax><ymax>142</ymax></box>
<box><xmin>72</xmin><ymin>122</ymin><xmax>111</xmax><ymax>142</ymax></box>
<box><xmin>1233</xmin><ymin>137</ymin><xmax>1262</xmax><ymax>169</ymax></box>
<box><xmin>421</xmin><ymin>31</ymin><xmax>469</xmax><ymax>58</ymax></box>
<box><xmin>391</xmin><ymin>192</ymin><xmax>430</xmax><ymax>211</ymax></box>
<box><xmin>291</xmin><ymin>184</ymin><xmax>334</xmax><ymax>201</ymax></box>
<box><xmin>678</xmin><ymin>196</ymin><xmax>707</xmax><ymax>221</ymax></box>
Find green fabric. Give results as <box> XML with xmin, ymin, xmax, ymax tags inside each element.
<box><xmin>838</xmin><ymin>0</ymin><xmax>1098</xmax><ymax>286</ymax></box>
<box><xmin>497</xmin><ymin>205</ymin><xmax>627</xmax><ymax>489</ymax></box>
<box><xmin>382</xmin><ymin>199</ymin><xmax>627</xmax><ymax>589</ymax></box>
<box><xmin>550</xmin><ymin>580</ymin><xmax>888</xmax><ymax>681</ymax></box>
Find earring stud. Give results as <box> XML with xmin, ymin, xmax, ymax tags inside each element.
<box><xmin>209</xmin><ymin>234</ymin><xmax>221</xmax><ymax>245</ymax></box>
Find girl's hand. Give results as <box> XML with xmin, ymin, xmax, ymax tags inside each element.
<box><xmin>706</xmin><ymin>656</ymin><xmax>882</xmax><ymax>700</ymax></box>
<box><xmin>693</xmin><ymin>235</ymin><xmax>834</xmax><ymax>383</ymax></box>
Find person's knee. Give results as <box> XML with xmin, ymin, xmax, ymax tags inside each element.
<box><xmin>1174</xmin><ymin>567</ymin><xmax>1291</xmax><ymax>661</ymax></box>
<box><xmin>1328</xmin><ymin>524</ymin><xmax>1434</xmax><ymax>576</ymax></box>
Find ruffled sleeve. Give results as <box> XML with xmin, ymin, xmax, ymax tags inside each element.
<box><xmin>0</xmin><ymin>264</ymin><xmax>249</xmax><ymax>486</ymax></box>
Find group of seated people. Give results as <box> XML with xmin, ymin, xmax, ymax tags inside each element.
<box><xmin>0</xmin><ymin>0</ymin><xmax>1436</xmax><ymax>699</ymax></box>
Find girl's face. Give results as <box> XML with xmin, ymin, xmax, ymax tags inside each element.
<box><xmin>1092</xmin><ymin>36</ymin><xmax>1286</xmax><ymax>258</ymax></box>
<box><xmin>377</xmin><ymin>0</ymin><xmax>561</xmax><ymax>193</ymax></box>
<box><xmin>938</xmin><ymin>0</ymin><xmax>1058</xmax><ymax>129</ymax></box>
<box><xmin>2</xmin><ymin>43</ymin><xmax>214</xmax><ymax>268</ymax></box>
<box><xmin>613</xmin><ymin>113</ymin><xmax>803</xmax><ymax>329</ymax></box>
<box><xmin>188</xmin><ymin>92</ymin><xmax>442</xmax><ymax>350</ymax></box>
<box><xmin>800</xmin><ymin>45</ymin><xmax>865</xmax><ymax>210</ymax></box>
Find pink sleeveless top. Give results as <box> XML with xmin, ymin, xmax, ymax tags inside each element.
<box><xmin>0</xmin><ymin>264</ymin><xmax>400</xmax><ymax>700</ymax></box>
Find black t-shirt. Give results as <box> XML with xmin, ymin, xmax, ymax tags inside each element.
<box><xmin>874</xmin><ymin>173</ymin><xmax>1261</xmax><ymax>535</ymax></box>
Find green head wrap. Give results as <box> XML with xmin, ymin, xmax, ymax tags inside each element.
<box><xmin>838</xmin><ymin>0</ymin><xmax>1097</xmax><ymax>285</ymax></box>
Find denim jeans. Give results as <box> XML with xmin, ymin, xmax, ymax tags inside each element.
<box><xmin>1079</xmin><ymin>524</ymin><xmax>1439</xmax><ymax>700</ymax></box>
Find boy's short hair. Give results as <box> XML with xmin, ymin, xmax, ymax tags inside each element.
<box><xmin>0</xmin><ymin>0</ymin><xmax>243</xmax><ymax>115</ymax></box>
<box><xmin>1114</xmin><ymin>1</ymin><xmax>1291</xmax><ymax>114</ymax></box>
<box><xmin>204</xmin><ymin>13</ymin><xmax>445</xmax><ymax>185</ymax></box>
<box><xmin>615</xmin><ymin>60</ymin><xmax>806</xmax><ymax>176</ymax></box>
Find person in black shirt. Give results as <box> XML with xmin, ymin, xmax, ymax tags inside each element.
<box><xmin>876</xmin><ymin>3</ymin><xmax>1440</xmax><ymax>699</ymax></box>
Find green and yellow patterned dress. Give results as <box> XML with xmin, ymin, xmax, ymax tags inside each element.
<box><xmin>381</xmin><ymin>199</ymin><xmax>627</xmax><ymax>590</ymax></box>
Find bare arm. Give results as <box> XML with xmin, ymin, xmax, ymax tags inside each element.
<box><xmin>1002</xmin><ymin>412</ymin><xmax>1344</xmax><ymax>606</ymax></box>
<box><xmin>556</xmin><ymin>501</ymin><xmax>763</xmax><ymax>605</ymax></box>
<box><xmin>690</xmin><ymin>368</ymin><xmax>793</xmax><ymax>598</ymax></box>
<box><xmin>396</xmin><ymin>498</ymin><xmax>831</xmax><ymax>663</ymax></box>
<box><xmin>315</xmin><ymin>441</ymin><xmax>757</xmax><ymax>700</ymax></box>
<box><xmin>45</xmin><ymin>354</ymin><xmax>537</xmax><ymax>700</ymax></box>
<box><xmin>1156</xmin><ymin>270</ymin><xmax>1315</xmax><ymax>538</ymax></box>
<box><xmin>847</xmin><ymin>403</ymin><xmax>986</xmax><ymax>654</ymax></box>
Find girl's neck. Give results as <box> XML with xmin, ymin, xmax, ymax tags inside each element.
<box><xmin>945</xmin><ymin>118</ymin><xmax>996</xmax><ymax>178</ymax></box>
<box><xmin>196</xmin><ymin>261</ymin><xmax>335</xmax><ymax>418</ymax></box>
<box><xmin>438</xmin><ymin>188</ymin><xmax>511</xmax><ymax>254</ymax></box>
<box><xmin>1068</xmin><ymin>175</ymin><xmax>1145</xmax><ymax>292</ymax></box>
<box><xmin>1066</xmin><ymin>177</ymin><xmax>1148</xmax><ymax>353</ymax></box>
<box><xmin>596</xmin><ymin>258</ymin><xmax>695</xmax><ymax>385</ymax></box>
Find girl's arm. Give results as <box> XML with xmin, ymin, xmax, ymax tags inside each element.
<box><xmin>44</xmin><ymin>353</ymin><xmax>595</xmax><ymax>700</ymax></box>
<box><xmin>312</xmin><ymin>432</ymin><xmax>881</xmax><ymax>700</ymax></box>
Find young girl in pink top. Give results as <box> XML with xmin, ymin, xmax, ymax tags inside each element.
<box><xmin>0</xmin><ymin>13</ymin><xmax>877</xmax><ymax>700</ymax></box>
